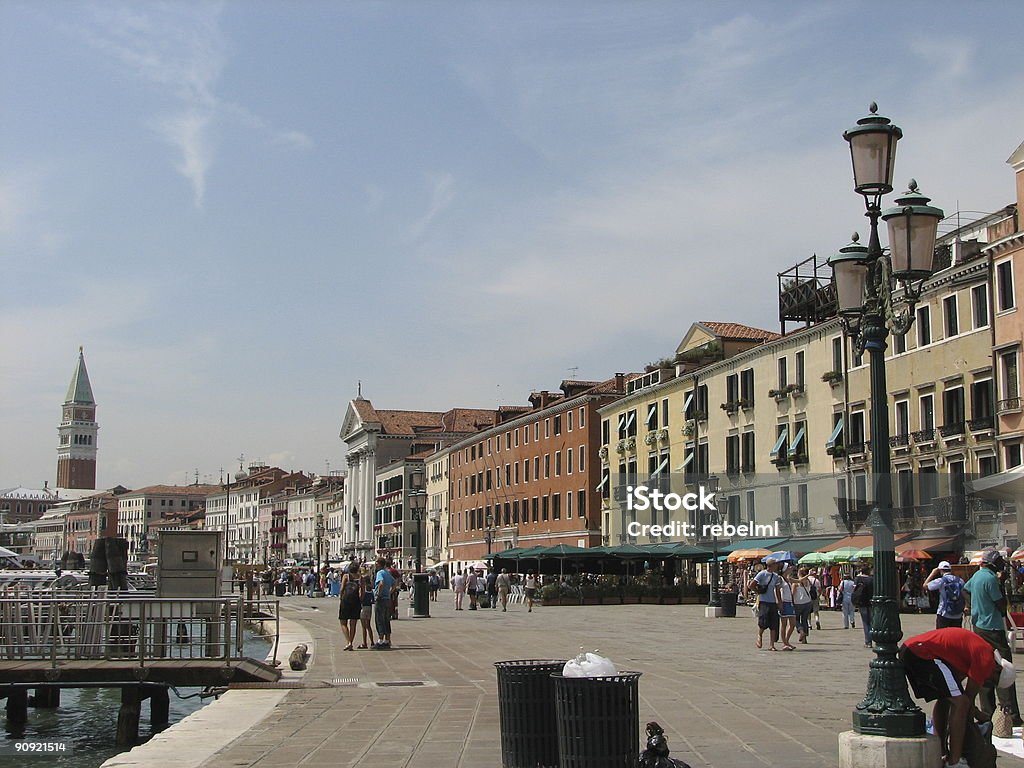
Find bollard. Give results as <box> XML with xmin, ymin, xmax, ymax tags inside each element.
<box><xmin>289</xmin><ymin>643</ymin><xmax>309</xmax><ymax>671</ymax></box>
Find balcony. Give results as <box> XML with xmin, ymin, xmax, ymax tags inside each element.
<box><xmin>998</xmin><ymin>397</ymin><xmax>1022</xmax><ymax>414</ymax></box>
<box><xmin>269</xmin><ymin>525</ymin><xmax>286</xmax><ymax>533</ymax></box>
<box><xmin>613</xmin><ymin>486</ymin><xmax>629</xmax><ymax>503</ymax></box>
<box><xmin>889</xmin><ymin>434</ymin><xmax>911</xmax><ymax>448</ymax></box>
<box><xmin>846</xmin><ymin>442</ymin><xmax>867</xmax><ymax>456</ymax></box>
<box><xmin>932</xmin><ymin>495</ymin><xmax>967</xmax><ymax>526</ymax></box>
<box><xmin>912</xmin><ymin>429</ymin><xmax>936</xmax><ymax>446</ymax></box>
<box><xmin>968</xmin><ymin>416</ymin><xmax>995</xmax><ymax>436</ymax></box>
<box><xmin>428</xmin><ymin>509</ymin><xmax>441</xmax><ymax>522</ymax></box>
<box><xmin>939</xmin><ymin>422</ymin><xmax>965</xmax><ymax>439</ymax></box>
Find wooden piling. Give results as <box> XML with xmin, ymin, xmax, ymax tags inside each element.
<box><xmin>116</xmin><ymin>686</ymin><xmax>142</xmax><ymax>747</ymax></box>
<box><xmin>148</xmin><ymin>685</ymin><xmax>170</xmax><ymax>727</ymax></box>
<box><xmin>5</xmin><ymin>687</ymin><xmax>27</xmax><ymax>725</ymax></box>
<box><xmin>32</xmin><ymin>687</ymin><xmax>60</xmax><ymax>708</ymax></box>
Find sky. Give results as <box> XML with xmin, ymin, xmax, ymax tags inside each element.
<box><xmin>3</xmin><ymin>1</ymin><xmax>1024</xmax><ymax>490</ymax></box>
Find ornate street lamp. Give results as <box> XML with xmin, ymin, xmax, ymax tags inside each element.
<box><xmin>704</xmin><ymin>475</ymin><xmax>724</xmax><ymax>607</ymax></box>
<box><xmin>484</xmin><ymin>511</ymin><xmax>496</xmax><ymax>557</ymax></box>
<box><xmin>829</xmin><ymin>104</ymin><xmax>944</xmax><ymax>739</ymax></box>
<box><xmin>313</xmin><ymin>512</ymin><xmax>325</xmax><ymax>597</ymax></box>
<box><xmin>409</xmin><ymin>490</ymin><xmax>427</xmax><ymax>573</ymax></box>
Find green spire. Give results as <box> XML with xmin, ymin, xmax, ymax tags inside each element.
<box><xmin>65</xmin><ymin>346</ymin><xmax>95</xmax><ymax>405</ymax></box>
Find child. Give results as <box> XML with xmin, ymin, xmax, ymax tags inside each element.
<box><xmin>358</xmin><ymin>574</ymin><xmax>375</xmax><ymax>649</ymax></box>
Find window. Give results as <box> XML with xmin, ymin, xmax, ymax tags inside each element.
<box><xmin>567</xmin><ymin>410</ymin><xmax>573</xmax><ymax>432</ymax></box>
<box><xmin>770</xmin><ymin>424</ymin><xmax>789</xmax><ymax>459</ymax></box>
<box><xmin>544</xmin><ymin>419</ymin><xmax>550</xmax><ymax>439</ymax></box>
<box><xmin>567</xmin><ymin>448</ymin><xmax>574</xmax><ymax>474</ymax></box>
<box><xmin>532</xmin><ymin>497</ymin><xmax>539</xmax><ymax>523</ymax></box>
<box><xmin>779</xmin><ymin>486</ymin><xmax>791</xmax><ymax>519</ymax></box>
<box><xmin>972</xmin><ymin>284</ymin><xmax>989</xmax><ymax>329</ymax></box>
<box><xmin>919</xmin><ymin>466</ymin><xmax>938</xmax><ymax>509</ymax></box>
<box><xmin>971</xmin><ymin>379</ymin><xmax>994</xmax><ymax>420</ymax></box>
<box><xmin>505</xmin><ymin>464</ymin><xmax>511</xmax><ymax>486</ymax></box>
<box><xmin>646</xmin><ymin>402</ymin><xmax>658</xmax><ymax>430</ymax></box>
<box><xmin>979</xmin><ymin>455</ymin><xmax>998</xmax><ymax>477</ymax></box>
<box><xmin>920</xmin><ymin>394</ymin><xmax>935</xmax><ymax>432</ymax></box>
<box><xmin>514</xmin><ymin>462</ymin><xmax>520</xmax><ymax>485</ymax></box>
<box><xmin>997</xmin><ymin>260</ymin><xmax>1015</xmax><ymax>312</ymax></box>
<box><xmin>797</xmin><ymin>484</ymin><xmax>808</xmax><ymax>519</ymax></box>
<box><xmin>849</xmin><ymin>410</ymin><xmax>866</xmax><ymax>446</ymax></box>
<box><xmin>552</xmin><ymin>494</ymin><xmax>560</xmax><ymax>520</ymax></box>
<box><xmin>579</xmin><ymin>407</ymin><xmax>585</xmax><ymax>427</ymax></box>
<box><xmin>542</xmin><ymin>495</ymin><xmax>549</xmax><ymax>521</ymax></box>
<box><xmin>831</xmin><ymin>336</ymin><xmax>843</xmax><ymax>373</ymax></box>
<box><xmin>554</xmin><ymin>414</ymin><xmax>561</xmax><ymax>435</ymax></box>
<box><xmin>578</xmin><ymin>489</ymin><xmax>586</xmax><ymax>519</ymax></box>
<box><xmin>487</xmin><ymin>438</ymin><xmax>491</xmax><ymax>455</ymax></box>
<box><xmin>1007</xmin><ymin>444</ymin><xmax>1023</xmax><ymax>469</ymax></box>
<box><xmin>1000</xmin><ymin>349</ymin><xmax>1020</xmax><ymax>403</ymax></box>
<box><xmin>506</xmin><ymin>432</ymin><xmax>511</xmax><ymax>450</ymax></box>
<box><xmin>726</xmin><ymin>435</ymin><xmax>740</xmax><ymax>475</ymax></box>
<box><xmin>566</xmin><ymin>491</ymin><xmax>572</xmax><ymax>517</ymax></box>
<box><xmin>524</xmin><ymin>459</ymin><xmax>530</xmax><ymax>483</ymax></box>
<box><xmin>740</xmin><ymin>369</ymin><xmax>754</xmax><ymax>405</ymax></box>
<box><xmin>555</xmin><ymin>451</ymin><xmax>561</xmax><ymax>477</ymax></box>
<box><xmin>893</xmin><ymin>331</ymin><xmax>906</xmax><ymax>355</ymax></box>
<box><xmin>943</xmin><ymin>295</ymin><xmax>959</xmax><ymax>337</ymax></box>
<box><xmin>745</xmin><ymin>490</ymin><xmax>755</xmax><ymax>524</ymax></box>
<box><xmin>534</xmin><ymin>422</ymin><xmax>539</xmax><ymax>441</ymax></box>
<box><xmin>523</xmin><ymin>426</ymin><xmax>529</xmax><ymax>445</ymax></box>
<box><xmin>662</xmin><ymin>398</ymin><xmax>669</xmax><ymax>427</ymax></box>
<box><xmin>826</xmin><ymin>412</ymin><xmax>844</xmax><ymax>450</ymax></box>
<box><xmin>895</xmin><ymin>400</ymin><xmax>910</xmax><ymax>437</ymax></box>
<box><xmin>777</xmin><ymin>358</ymin><xmax>788</xmax><ymax>389</ymax></box>
<box><xmin>578</xmin><ymin>445</ymin><xmax>585</xmax><ymax>472</ymax></box>
<box><xmin>917</xmin><ymin>306</ymin><xmax>931</xmax><ymax>346</ymax></box>
<box><xmin>795</xmin><ymin>350</ymin><xmax>805</xmax><ymax>389</ymax></box>
<box><xmin>943</xmin><ymin>387</ymin><xmax>965</xmax><ymax>427</ymax></box>
<box><xmin>741</xmin><ymin>431</ymin><xmax>755</xmax><ymax>473</ymax></box>
<box><xmin>726</xmin><ymin>374</ymin><xmax>739</xmax><ymax>404</ymax></box>
<box><xmin>602</xmin><ymin>419</ymin><xmax>610</xmax><ymax>446</ymax></box>
<box><xmin>534</xmin><ymin>456</ymin><xmax>540</xmax><ymax>480</ymax></box>
<box><xmin>898</xmin><ymin>468</ymin><xmax>914</xmax><ymax>509</ymax></box>
<box><xmin>788</xmin><ymin>420</ymin><xmax>807</xmax><ymax>462</ymax></box>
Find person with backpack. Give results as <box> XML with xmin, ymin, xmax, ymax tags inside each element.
<box><xmin>747</xmin><ymin>559</ymin><xmax>782</xmax><ymax>651</ymax></box>
<box><xmin>852</xmin><ymin>564</ymin><xmax>874</xmax><ymax>647</ymax></box>
<box><xmin>927</xmin><ymin>561</ymin><xmax>965</xmax><ymax>630</ymax></box>
<box><xmin>338</xmin><ymin>561</ymin><xmax>362</xmax><ymax>651</ymax></box>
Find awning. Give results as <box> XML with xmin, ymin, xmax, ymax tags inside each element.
<box><xmin>596</xmin><ymin>473</ymin><xmax>609</xmax><ymax>492</ymax></box>
<box><xmin>647</xmin><ymin>403</ymin><xmax>657</xmax><ymax>427</ymax></box>
<box><xmin>826</xmin><ymin>417</ymin><xmax>844</xmax><ymax>449</ymax></box>
<box><xmin>683</xmin><ymin>392</ymin><xmax>694</xmax><ymax>414</ymax></box>
<box><xmin>819</xmin><ymin>533</ymin><xmax>916</xmax><ymax>552</ymax></box>
<box><xmin>625</xmin><ymin>411</ymin><xmax>636</xmax><ymax>431</ymax></box>
<box><xmin>719</xmin><ymin>537</ymin><xmax>790</xmax><ymax>554</ymax></box>
<box><xmin>770</xmin><ymin>427</ymin><xmax>789</xmax><ymax>457</ymax></box>
<box><xmin>788</xmin><ymin>426</ymin><xmax>806</xmax><ymax>458</ymax></box>
<box><xmin>896</xmin><ymin>537</ymin><xmax>958</xmax><ymax>554</ymax></box>
<box><xmin>617</xmin><ymin>413</ymin><xmax>625</xmax><ymax>431</ymax></box>
<box><xmin>675</xmin><ymin>452</ymin><xmax>694</xmax><ymax>472</ymax></box>
<box><xmin>966</xmin><ymin>467</ymin><xmax>1024</xmax><ymax>503</ymax></box>
<box><xmin>653</xmin><ymin>456</ymin><xmax>669</xmax><ymax>475</ymax></box>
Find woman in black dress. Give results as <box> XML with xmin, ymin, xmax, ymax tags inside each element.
<box><xmin>338</xmin><ymin>562</ymin><xmax>363</xmax><ymax>651</ymax></box>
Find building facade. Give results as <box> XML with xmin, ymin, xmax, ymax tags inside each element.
<box><xmin>117</xmin><ymin>484</ymin><xmax>221</xmax><ymax>559</ymax></box>
<box><xmin>0</xmin><ymin>485</ymin><xmax>59</xmax><ymax>523</ymax></box>
<box><xmin>64</xmin><ymin>486</ymin><xmax>130</xmax><ymax>556</ymax></box>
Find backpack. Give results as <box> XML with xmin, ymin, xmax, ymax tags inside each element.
<box><xmin>941</xmin><ymin>575</ymin><xmax>964</xmax><ymax>614</ymax></box>
<box><xmin>852</xmin><ymin>576</ymin><xmax>873</xmax><ymax>607</ymax></box>
<box><xmin>809</xmin><ymin>578</ymin><xmax>819</xmax><ymax>601</ymax></box>
<box><xmin>754</xmin><ymin>572</ymin><xmax>773</xmax><ymax>595</ymax></box>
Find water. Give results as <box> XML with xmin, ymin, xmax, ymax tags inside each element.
<box><xmin>0</xmin><ymin>631</ymin><xmax>271</xmax><ymax>768</ymax></box>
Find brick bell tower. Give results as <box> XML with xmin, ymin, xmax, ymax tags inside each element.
<box><xmin>56</xmin><ymin>347</ymin><xmax>98</xmax><ymax>490</ymax></box>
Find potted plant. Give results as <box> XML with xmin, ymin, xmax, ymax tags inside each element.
<box><xmin>769</xmin><ymin>389</ymin><xmax>787</xmax><ymax>402</ymax></box>
<box><xmin>682</xmin><ymin>422</ymin><xmax>695</xmax><ymax>437</ymax></box>
<box><xmin>580</xmin><ymin>582</ymin><xmax>602</xmax><ymax>605</ymax></box>
<box><xmin>786</xmin><ymin>383</ymin><xmax>804</xmax><ymax>396</ymax></box>
<box><xmin>826</xmin><ymin>445</ymin><xmax>846</xmax><ymax>457</ymax></box>
<box><xmin>598</xmin><ymin>445</ymin><xmax>609</xmax><ymax>461</ymax></box>
<box><xmin>739</xmin><ymin>398</ymin><xmax>753</xmax><ymax>410</ymax></box>
<box><xmin>720</xmin><ymin>401</ymin><xmax>739</xmax><ymax>415</ymax></box>
<box><xmin>821</xmin><ymin>370</ymin><xmax>843</xmax><ymax>385</ymax></box>
<box><xmin>616</xmin><ymin>440</ymin><xmax>626</xmax><ymax>454</ymax></box>
<box><xmin>659</xmin><ymin>584</ymin><xmax>682</xmax><ymax>605</ymax></box>
<box><xmin>625</xmin><ymin>437</ymin><xmax>637</xmax><ymax>452</ymax></box>
<box><xmin>639</xmin><ymin>584</ymin><xmax>660</xmax><ymax>604</ymax></box>
<box><xmin>540</xmin><ymin>583</ymin><xmax>562</xmax><ymax>605</ymax></box>
<box><xmin>620</xmin><ymin>581</ymin><xmax>642</xmax><ymax>604</ymax></box>
<box><xmin>693</xmin><ymin>410</ymin><xmax>708</xmax><ymax>422</ymax></box>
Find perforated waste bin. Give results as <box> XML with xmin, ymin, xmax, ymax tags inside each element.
<box><xmin>495</xmin><ymin>659</ymin><xmax>567</xmax><ymax>768</ymax></box>
<box><xmin>412</xmin><ymin>573</ymin><xmax>430</xmax><ymax>617</ymax></box>
<box><xmin>719</xmin><ymin>591</ymin><xmax>738</xmax><ymax>617</ymax></box>
<box><xmin>552</xmin><ymin>671</ymin><xmax>642</xmax><ymax>768</ymax></box>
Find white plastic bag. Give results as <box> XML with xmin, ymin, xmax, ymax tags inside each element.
<box><xmin>562</xmin><ymin>648</ymin><xmax>619</xmax><ymax>678</ymax></box>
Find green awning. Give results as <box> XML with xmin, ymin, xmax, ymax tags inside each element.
<box><xmin>719</xmin><ymin>537</ymin><xmax>790</xmax><ymax>554</ymax></box>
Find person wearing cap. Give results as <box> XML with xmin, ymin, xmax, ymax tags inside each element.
<box><xmin>747</xmin><ymin>559</ymin><xmax>783</xmax><ymax>651</ymax></box>
<box><xmin>900</xmin><ymin>626</ymin><xmax>1015</xmax><ymax>768</ymax></box>
<box><xmin>926</xmin><ymin>561</ymin><xmax>966</xmax><ymax>630</ymax></box>
<box><xmin>964</xmin><ymin>548</ymin><xmax>1022</xmax><ymax>724</ymax></box>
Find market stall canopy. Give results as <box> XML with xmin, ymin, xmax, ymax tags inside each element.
<box><xmin>727</xmin><ymin>548</ymin><xmax>772</xmax><ymax>563</ymax></box>
<box><xmin>720</xmin><ymin>538</ymin><xmax>790</xmax><ymax>554</ymax></box>
<box><xmin>798</xmin><ymin>552</ymin><xmax>829</xmax><ymax>565</ymax></box>
<box><xmin>896</xmin><ymin>537</ymin><xmax>957</xmax><ymax>555</ymax></box>
<box><xmin>966</xmin><ymin>467</ymin><xmax>1024</xmax><ymax>503</ymax></box>
<box><xmin>819</xmin><ymin>533</ymin><xmax>915</xmax><ymax>552</ymax></box>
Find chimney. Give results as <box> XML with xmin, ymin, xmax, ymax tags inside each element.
<box><xmin>539</xmin><ymin>391</ymin><xmax>550</xmax><ymax>408</ymax></box>
<box><xmin>614</xmin><ymin>373</ymin><xmax>625</xmax><ymax>393</ymax></box>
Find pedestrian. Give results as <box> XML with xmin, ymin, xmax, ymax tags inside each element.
<box><xmin>807</xmin><ymin>568</ymin><xmax>823</xmax><ymax>630</ymax></box>
<box><xmin>373</xmin><ymin>558</ymin><xmax>394</xmax><ymax>649</ymax></box>
<box><xmin>792</xmin><ymin>567</ymin><xmax>813</xmax><ymax>644</ymax></box>
<box><xmin>452</xmin><ymin>569</ymin><xmax>466</xmax><ymax>610</ymax></box>
<box><xmin>388</xmin><ymin>561</ymin><xmax>402</xmax><ymax>620</ymax></box>
<box><xmin>748</xmin><ymin>559</ymin><xmax>782</xmax><ymax>651</ymax></box>
<box><xmin>486</xmin><ymin>569</ymin><xmax>498</xmax><ymax>610</ymax></box>
<box><xmin>358</xmin><ymin>574</ymin><xmax>375</xmax><ymax>649</ymax></box>
<box><xmin>525</xmin><ymin>572</ymin><xmax>537</xmax><ymax>613</ymax></box>
<box><xmin>496</xmin><ymin>569</ymin><xmax>511</xmax><ymax>611</ymax></box>
<box><xmin>338</xmin><ymin>562</ymin><xmax>362</xmax><ymax>651</ymax></box>
<box><xmin>428</xmin><ymin>570</ymin><xmax>440</xmax><ymax>601</ymax></box>
<box><xmin>964</xmin><ymin>548</ymin><xmax>1022</xmax><ymax>725</ymax></box>
<box><xmin>778</xmin><ymin>564</ymin><xmax>797</xmax><ymax>651</ymax></box>
<box><xmin>926</xmin><ymin>561</ymin><xmax>965</xmax><ymax>630</ymax></box>
<box><xmin>467</xmin><ymin>568</ymin><xmax>479</xmax><ymax>610</ymax></box>
<box><xmin>901</xmin><ymin>626</ymin><xmax>1015</xmax><ymax>768</ymax></box>
<box><xmin>328</xmin><ymin>569</ymin><xmax>341</xmax><ymax>598</ymax></box>
<box><xmin>853</xmin><ymin>564</ymin><xmax>874</xmax><ymax>647</ymax></box>
<box><xmin>839</xmin><ymin>572</ymin><xmax>856</xmax><ymax>629</ymax></box>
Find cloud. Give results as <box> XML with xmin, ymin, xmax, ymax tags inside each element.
<box><xmin>410</xmin><ymin>173</ymin><xmax>455</xmax><ymax>238</ymax></box>
<box><xmin>154</xmin><ymin>109</ymin><xmax>215</xmax><ymax>208</ymax></box>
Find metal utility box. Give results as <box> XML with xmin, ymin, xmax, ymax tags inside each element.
<box><xmin>156</xmin><ymin>530</ymin><xmax>223</xmax><ymax>598</ymax></box>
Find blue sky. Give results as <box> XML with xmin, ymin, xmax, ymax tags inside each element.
<box><xmin>3</xmin><ymin>2</ymin><xmax>1023</xmax><ymax>489</ymax></box>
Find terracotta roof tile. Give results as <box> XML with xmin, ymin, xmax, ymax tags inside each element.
<box><xmin>701</xmin><ymin>321</ymin><xmax>781</xmax><ymax>342</ymax></box>
<box><xmin>124</xmin><ymin>484</ymin><xmax>222</xmax><ymax>497</ymax></box>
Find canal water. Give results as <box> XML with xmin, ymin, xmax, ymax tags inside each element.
<box><xmin>0</xmin><ymin>631</ymin><xmax>271</xmax><ymax>768</ymax></box>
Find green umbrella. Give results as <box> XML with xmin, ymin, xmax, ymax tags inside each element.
<box><xmin>798</xmin><ymin>552</ymin><xmax>829</xmax><ymax>565</ymax></box>
<box><xmin>853</xmin><ymin>547</ymin><xmax>874</xmax><ymax>560</ymax></box>
<box><xmin>825</xmin><ymin>546</ymin><xmax>860</xmax><ymax>563</ymax></box>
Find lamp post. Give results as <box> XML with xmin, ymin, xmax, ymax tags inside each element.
<box><xmin>313</xmin><ymin>512</ymin><xmax>325</xmax><ymax>597</ymax></box>
<box><xmin>829</xmin><ymin>103</ymin><xmax>944</xmax><ymax>739</ymax></box>
<box><xmin>704</xmin><ymin>475</ymin><xmax>723</xmax><ymax>608</ymax></box>
<box><xmin>409</xmin><ymin>490</ymin><xmax>426</xmax><ymax>574</ymax></box>
<box><xmin>484</xmin><ymin>511</ymin><xmax>496</xmax><ymax>557</ymax></box>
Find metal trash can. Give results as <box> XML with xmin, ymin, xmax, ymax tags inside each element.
<box><xmin>412</xmin><ymin>573</ymin><xmax>430</xmax><ymax>617</ymax></box>
<box><xmin>495</xmin><ymin>659</ymin><xmax>567</xmax><ymax>768</ymax></box>
<box><xmin>719</xmin><ymin>591</ymin><xmax>738</xmax><ymax>617</ymax></box>
<box><xmin>552</xmin><ymin>672</ymin><xmax>642</xmax><ymax>768</ymax></box>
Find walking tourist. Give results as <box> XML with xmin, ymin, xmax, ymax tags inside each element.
<box><xmin>926</xmin><ymin>561</ymin><xmax>965</xmax><ymax>630</ymax></box>
<box><xmin>808</xmin><ymin>568</ymin><xmax>823</xmax><ymax>630</ymax></box>
<box><xmin>428</xmin><ymin>570</ymin><xmax>440</xmax><ymax>601</ymax></box>
<box><xmin>486</xmin><ymin>569</ymin><xmax>498</xmax><ymax>610</ymax></box>
<box><xmin>748</xmin><ymin>559</ymin><xmax>782</xmax><ymax>651</ymax></box>
<box><xmin>373</xmin><ymin>558</ymin><xmax>394</xmax><ymax>649</ymax></box>
<box><xmin>778</xmin><ymin>564</ymin><xmax>796</xmax><ymax>651</ymax></box>
<box><xmin>792</xmin><ymin>567</ymin><xmax>813</xmax><ymax>644</ymax></box>
<box><xmin>467</xmin><ymin>568</ymin><xmax>480</xmax><ymax>610</ymax></box>
<box><xmin>525</xmin><ymin>572</ymin><xmax>537</xmax><ymax>612</ymax></box>
<box><xmin>839</xmin><ymin>572</ymin><xmax>856</xmax><ymax>629</ymax></box>
<box><xmin>964</xmin><ymin>548</ymin><xmax>1022</xmax><ymax>724</ymax></box>
<box><xmin>358</xmin><ymin>574</ymin><xmax>375</xmax><ymax>649</ymax></box>
<box><xmin>338</xmin><ymin>562</ymin><xmax>362</xmax><ymax>651</ymax></box>
<box><xmin>452</xmin><ymin>569</ymin><xmax>466</xmax><ymax>610</ymax></box>
<box><xmin>901</xmin><ymin>626</ymin><xmax>1015</xmax><ymax>768</ymax></box>
<box><xmin>496</xmin><ymin>569</ymin><xmax>511</xmax><ymax>611</ymax></box>
<box><xmin>853</xmin><ymin>564</ymin><xmax>874</xmax><ymax>647</ymax></box>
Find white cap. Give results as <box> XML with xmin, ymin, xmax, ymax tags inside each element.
<box><xmin>995</xmin><ymin>650</ymin><xmax>1016</xmax><ymax>689</ymax></box>
<box><xmin>938</xmin><ymin>561</ymin><xmax>952</xmax><ymax>570</ymax></box>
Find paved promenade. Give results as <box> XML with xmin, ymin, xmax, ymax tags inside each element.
<box><xmin>200</xmin><ymin>595</ymin><xmax>1024</xmax><ymax>768</ymax></box>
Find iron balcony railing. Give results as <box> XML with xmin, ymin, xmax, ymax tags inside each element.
<box><xmin>912</xmin><ymin>429</ymin><xmax>936</xmax><ymax>443</ymax></box>
<box><xmin>889</xmin><ymin>434</ymin><xmax>911</xmax><ymax>447</ymax></box>
<box><xmin>939</xmin><ymin>422</ymin><xmax>965</xmax><ymax>438</ymax></box>
<box><xmin>998</xmin><ymin>397</ymin><xmax>1022</xmax><ymax>414</ymax></box>
<box><xmin>968</xmin><ymin>416</ymin><xmax>995</xmax><ymax>432</ymax></box>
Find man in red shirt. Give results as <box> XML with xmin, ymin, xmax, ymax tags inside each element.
<box><xmin>901</xmin><ymin>627</ymin><xmax>1016</xmax><ymax>768</ymax></box>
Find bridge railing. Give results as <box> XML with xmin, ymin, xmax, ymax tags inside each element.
<box><xmin>0</xmin><ymin>590</ymin><xmax>271</xmax><ymax>667</ymax></box>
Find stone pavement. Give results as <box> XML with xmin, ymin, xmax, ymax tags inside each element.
<box><xmin>201</xmin><ymin>595</ymin><xmax>1024</xmax><ymax>768</ymax></box>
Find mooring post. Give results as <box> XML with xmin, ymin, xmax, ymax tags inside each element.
<box><xmin>116</xmin><ymin>686</ymin><xmax>142</xmax><ymax>747</ymax></box>
<box><xmin>31</xmin><ymin>687</ymin><xmax>60</xmax><ymax>708</ymax></box>
<box><xmin>149</xmin><ymin>685</ymin><xmax>170</xmax><ymax>727</ymax></box>
<box><xmin>6</xmin><ymin>688</ymin><xmax>28</xmax><ymax>725</ymax></box>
